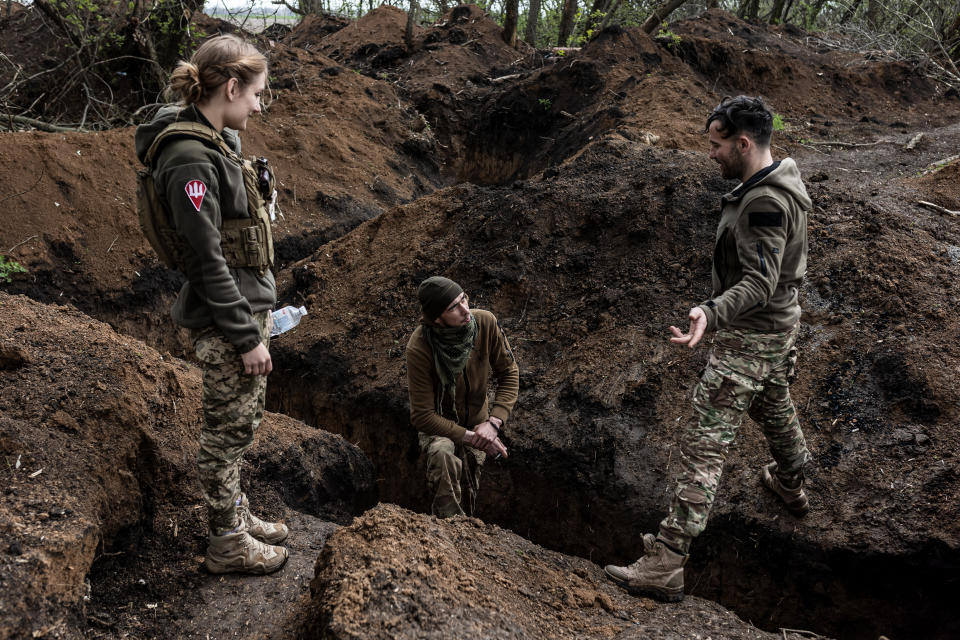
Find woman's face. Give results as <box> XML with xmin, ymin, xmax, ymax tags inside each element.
<box><xmin>222</xmin><ymin>72</ymin><xmax>266</xmax><ymax>131</ymax></box>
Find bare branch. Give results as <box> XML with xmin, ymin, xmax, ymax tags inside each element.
<box><xmin>7</xmin><ymin>115</ymin><xmax>81</xmax><ymax>133</ymax></box>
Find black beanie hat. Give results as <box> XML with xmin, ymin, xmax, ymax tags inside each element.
<box><xmin>418</xmin><ymin>276</ymin><xmax>463</xmax><ymax>321</ymax></box>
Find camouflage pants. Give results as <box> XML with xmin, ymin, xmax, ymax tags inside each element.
<box><xmin>658</xmin><ymin>324</ymin><xmax>810</xmax><ymax>554</ymax></box>
<box><xmin>419</xmin><ymin>433</ymin><xmax>486</xmax><ymax>518</ymax></box>
<box><xmin>192</xmin><ymin>311</ymin><xmax>271</xmax><ymax>534</ymax></box>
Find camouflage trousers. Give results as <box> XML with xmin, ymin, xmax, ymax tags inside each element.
<box><xmin>191</xmin><ymin>311</ymin><xmax>271</xmax><ymax>534</ymax></box>
<box><xmin>658</xmin><ymin>324</ymin><xmax>810</xmax><ymax>554</ymax></box>
<box><xmin>419</xmin><ymin>433</ymin><xmax>486</xmax><ymax>518</ymax></box>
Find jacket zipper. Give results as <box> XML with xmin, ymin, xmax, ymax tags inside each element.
<box><xmin>756</xmin><ymin>241</ymin><xmax>767</xmax><ymax>276</ymax></box>
<box><xmin>462</xmin><ymin>369</ymin><xmax>471</xmax><ymax>427</ymax></box>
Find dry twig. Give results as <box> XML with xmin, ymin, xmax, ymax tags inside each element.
<box><xmin>917</xmin><ymin>200</ymin><xmax>959</xmax><ymax>217</ymax></box>
<box><xmin>904</xmin><ymin>132</ymin><xmax>924</xmax><ymax>149</ymax></box>
<box><xmin>804</xmin><ymin>139</ymin><xmax>888</xmax><ymax>148</ymax></box>
<box><xmin>7</xmin><ymin>235</ymin><xmax>39</xmax><ymax>254</ymax></box>
<box><xmin>0</xmin><ymin>169</ymin><xmax>45</xmax><ymax>206</ymax></box>
<box><xmin>780</xmin><ymin>629</ymin><xmax>823</xmax><ymax>638</ymax></box>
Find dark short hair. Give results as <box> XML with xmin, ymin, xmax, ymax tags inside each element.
<box><xmin>706</xmin><ymin>95</ymin><xmax>773</xmax><ymax>147</ymax></box>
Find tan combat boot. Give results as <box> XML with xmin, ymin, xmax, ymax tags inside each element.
<box><xmin>238</xmin><ymin>493</ymin><xmax>289</xmax><ymax>544</ymax></box>
<box><xmin>604</xmin><ymin>533</ymin><xmax>686</xmax><ymax>602</ymax></box>
<box><xmin>761</xmin><ymin>462</ymin><xmax>809</xmax><ymax>517</ymax></box>
<box><xmin>204</xmin><ymin>524</ymin><xmax>288</xmax><ymax>575</ymax></box>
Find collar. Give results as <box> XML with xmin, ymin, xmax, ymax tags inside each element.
<box><xmin>730</xmin><ymin>160</ymin><xmax>781</xmax><ymax>199</ymax></box>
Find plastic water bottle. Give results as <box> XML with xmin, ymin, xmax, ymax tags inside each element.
<box><xmin>270</xmin><ymin>305</ymin><xmax>307</xmax><ymax>337</ymax></box>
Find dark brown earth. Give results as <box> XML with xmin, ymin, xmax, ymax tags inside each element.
<box><xmin>0</xmin><ymin>292</ymin><xmax>375</xmax><ymax>640</ymax></box>
<box><xmin>1</xmin><ymin>3</ymin><xmax>960</xmax><ymax>640</ymax></box>
<box><xmin>300</xmin><ymin>503</ymin><xmax>820</xmax><ymax>640</ymax></box>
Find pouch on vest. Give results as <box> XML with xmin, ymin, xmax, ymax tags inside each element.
<box><xmin>137</xmin><ymin>121</ymin><xmax>274</xmax><ymax>273</ymax></box>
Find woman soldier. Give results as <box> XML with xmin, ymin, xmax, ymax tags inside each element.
<box><xmin>135</xmin><ymin>34</ymin><xmax>287</xmax><ymax>574</ymax></box>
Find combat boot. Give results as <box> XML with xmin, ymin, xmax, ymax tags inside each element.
<box><xmin>604</xmin><ymin>533</ymin><xmax>686</xmax><ymax>602</ymax></box>
<box><xmin>238</xmin><ymin>493</ymin><xmax>289</xmax><ymax>544</ymax></box>
<box><xmin>761</xmin><ymin>462</ymin><xmax>809</xmax><ymax>517</ymax></box>
<box><xmin>204</xmin><ymin>524</ymin><xmax>288</xmax><ymax>575</ymax></box>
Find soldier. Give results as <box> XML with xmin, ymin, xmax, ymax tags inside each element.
<box><xmin>406</xmin><ymin>277</ymin><xmax>518</xmax><ymax>518</ymax></box>
<box><xmin>135</xmin><ymin>35</ymin><xmax>287</xmax><ymax>574</ymax></box>
<box><xmin>605</xmin><ymin>96</ymin><xmax>813</xmax><ymax>601</ymax></box>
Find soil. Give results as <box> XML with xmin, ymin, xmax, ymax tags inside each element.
<box><xmin>2</xmin><ymin>4</ymin><xmax>960</xmax><ymax>640</ymax></box>
<box><xmin>302</xmin><ymin>503</ymin><xmax>818</xmax><ymax>640</ymax></box>
<box><xmin>0</xmin><ymin>292</ymin><xmax>375</xmax><ymax>640</ymax></box>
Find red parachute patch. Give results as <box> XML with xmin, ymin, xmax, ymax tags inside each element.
<box><xmin>185</xmin><ymin>179</ymin><xmax>207</xmax><ymax>211</ymax></box>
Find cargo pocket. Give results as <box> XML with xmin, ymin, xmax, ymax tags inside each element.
<box><xmin>696</xmin><ymin>364</ymin><xmax>738</xmax><ymax>410</ymax></box>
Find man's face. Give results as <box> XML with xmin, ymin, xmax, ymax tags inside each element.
<box><xmin>435</xmin><ymin>292</ymin><xmax>471</xmax><ymax>328</ymax></box>
<box><xmin>708</xmin><ymin>120</ymin><xmax>746</xmax><ymax>181</ymax></box>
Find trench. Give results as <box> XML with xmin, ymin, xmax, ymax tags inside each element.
<box><xmin>264</xmin><ymin>349</ymin><xmax>959</xmax><ymax>640</ymax></box>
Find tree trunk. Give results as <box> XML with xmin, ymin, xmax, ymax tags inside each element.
<box><xmin>576</xmin><ymin>0</ymin><xmax>611</xmax><ymax>43</ymax></box>
<box><xmin>841</xmin><ymin>0</ymin><xmax>862</xmax><ymax>24</ymax></box>
<box><xmin>405</xmin><ymin>0</ymin><xmax>418</xmax><ymax>52</ymax></box>
<box><xmin>781</xmin><ymin>0</ymin><xmax>796</xmax><ymax>24</ymax></box>
<box><xmin>803</xmin><ymin>0</ymin><xmax>828</xmax><ymax>28</ymax></box>
<box><xmin>502</xmin><ymin>0</ymin><xmax>519</xmax><ymax>46</ymax></box>
<box><xmin>767</xmin><ymin>0</ymin><xmax>786</xmax><ymax>24</ymax></box>
<box><xmin>641</xmin><ymin>0</ymin><xmax>690</xmax><ymax>34</ymax></box>
<box><xmin>864</xmin><ymin>0</ymin><xmax>881</xmax><ymax>28</ymax></box>
<box><xmin>300</xmin><ymin>0</ymin><xmax>324</xmax><ymax>15</ymax></box>
<box><xmin>525</xmin><ymin>0</ymin><xmax>542</xmax><ymax>45</ymax></box>
<box><xmin>598</xmin><ymin>0</ymin><xmax>622</xmax><ymax>30</ymax></box>
<box><xmin>557</xmin><ymin>0</ymin><xmax>578</xmax><ymax>46</ymax></box>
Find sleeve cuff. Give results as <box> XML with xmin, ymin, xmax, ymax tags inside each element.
<box><xmin>489</xmin><ymin>406</ymin><xmax>510</xmax><ymax>426</ymax></box>
<box><xmin>235</xmin><ymin>336</ymin><xmax>262</xmax><ymax>355</ymax></box>
<box><xmin>698</xmin><ymin>302</ymin><xmax>718</xmax><ymax>332</ymax></box>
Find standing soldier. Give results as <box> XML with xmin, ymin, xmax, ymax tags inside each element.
<box><xmin>605</xmin><ymin>96</ymin><xmax>813</xmax><ymax>601</ymax></box>
<box><xmin>135</xmin><ymin>35</ymin><xmax>288</xmax><ymax>574</ymax></box>
<box><xmin>406</xmin><ymin>277</ymin><xmax>518</xmax><ymax>518</ymax></box>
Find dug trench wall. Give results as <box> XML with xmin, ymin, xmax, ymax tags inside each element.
<box><xmin>301</xmin><ymin>503</ymin><xmax>829</xmax><ymax>640</ymax></box>
<box><xmin>265</xmin><ymin>132</ymin><xmax>960</xmax><ymax>640</ymax></box>
<box><xmin>0</xmin><ymin>293</ymin><xmax>377</xmax><ymax>639</ymax></box>
<box><xmin>1</xmin><ymin>6</ymin><xmax>959</xmax><ymax>639</ymax></box>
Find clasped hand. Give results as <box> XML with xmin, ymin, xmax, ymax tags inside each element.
<box><xmin>464</xmin><ymin>420</ymin><xmax>508</xmax><ymax>458</ymax></box>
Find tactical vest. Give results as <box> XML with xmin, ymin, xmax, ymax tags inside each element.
<box><xmin>136</xmin><ymin>121</ymin><xmax>274</xmax><ymax>274</ymax></box>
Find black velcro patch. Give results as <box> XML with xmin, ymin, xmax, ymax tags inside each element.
<box><xmin>749</xmin><ymin>211</ymin><xmax>783</xmax><ymax>227</ymax></box>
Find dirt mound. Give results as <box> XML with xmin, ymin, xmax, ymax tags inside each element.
<box><xmin>283</xmin><ymin>12</ymin><xmax>351</xmax><ymax>48</ymax></box>
<box><xmin>913</xmin><ymin>157</ymin><xmax>960</xmax><ymax>210</ymax></box>
<box><xmin>304</xmin><ymin>503</ymin><xmax>821</xmax><ymax>640</ymax></box>
<box><xmin>313</xmin><ymin>4</ymin><xmax>422</xmax><ymax>62</ymax></box>
<box><xmin>670</xmin><ymin>9</ymin><xmax>949</xmax><ymax>124</ymax></box>
<box><xmin>0</xmin><ymin>292</ymin><xmax>376</xmax><ymax>639</ymax></box>
<box><xmin>0</xmin><ymin>39</ymin><xmax>445</xmax><ymax>356</ymax></box>
<box><xmin>2</xmin><ymin>7</ymin><xmax>960</xmax><ymax>640</ymax></box>
<box><xmin>266</xmin><ymin>124</ymin><xmax>960</xmax><ymax>639</ymax></box>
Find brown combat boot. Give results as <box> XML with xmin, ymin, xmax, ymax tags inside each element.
<box><xmin>204</xmin><ymin>524</ymin><xmax>288</xmax><ymax>575</ymax></box>
<box><xmin>761</xmin><ymin>462</ymin><xmax>809</xmax><ymax>517</ymax></box>
<box><xmin>238</xmin><ymin>493</ymin><xmax>289</xmax><ymax>544</ymax></box>
<box><xmin>604</xmin><ymin>533</ymin><xmax>686</xmax><ymax>602</ymax></box>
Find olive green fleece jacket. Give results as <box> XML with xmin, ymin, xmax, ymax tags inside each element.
<box><xmin>406</xmin><ymin>309</ymin><xmax>519</xmax><ymax>442</ymax></box>
<box><xmin>698</xmin><ymin>158</ymin><xmax>811</xmax><ymax>332</ymax></box>
<box><xmin>134</xmin><ymin>105</ymin><xmax>276</xmax><ymax>354</ymax></box>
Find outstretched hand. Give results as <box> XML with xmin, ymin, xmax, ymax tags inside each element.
<box><xmin>669</xmin><ymin>306</ymin><xmax>707</xmax><ymax>349</ymax></box>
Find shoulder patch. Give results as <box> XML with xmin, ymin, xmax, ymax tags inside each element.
<box><xmin>748</xmin><ymin>210</ymin><xmax>783</xmax><ymax>227</ymax></box>
<box><xmin>185</xmin><ymin>179</ymin><xmax>207</xmax><ymax>211</ymax></box>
